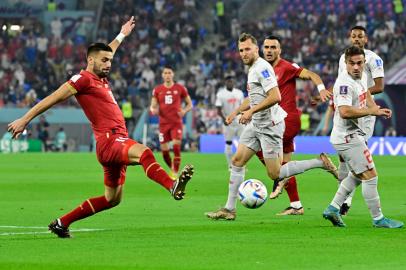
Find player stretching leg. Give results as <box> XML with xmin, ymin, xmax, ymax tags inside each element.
<box><xmin>8</xmin><ymin>17</ymin><xmax>194</xmax><ymax>238</ymax></box>
<box><xmin>323</xmin><ymin>46</ymin><xmax>402</xmax><ymax>228</ymax></box>
<box><xmin>150</xmin><ymin>66</ymin><xmax>193</xmax><ymax>179</ymax></box>
<box><xmin>256</xmin><ymin>35</ymin><xmax>332</xmax><ymax>215</ymax></box>
<box><xmin>215</xmin><ymin>75</ymin><xmax>245</xmax><ymax>168</ymax></box>
<box><xmin>206</xmin><ymin>33</ymin><xmax>337</xmax><ymax>221</ymax></box>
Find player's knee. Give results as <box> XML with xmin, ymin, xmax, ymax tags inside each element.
<box><xmin>107</xmin><ymin>196</ymin><xmax>122</xmax><ymax>207</ymax></box>
<box><xmin>267</xmin><ymin>169</ymin><xmax>280</xmax><ymax>180</ymax></box>
<box><xmin>231</xmin><ymin>155</ymin><xmax>244</xmax><ymax>167</ymax></box>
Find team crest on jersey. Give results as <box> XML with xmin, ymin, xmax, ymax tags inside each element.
<box><xmin>261</xmin><ymin>69</ymin><xmax>270</xmax><ymax>78</ymax></box>
<box><xmin>375</xmin><ymin>59</ymin><xmax>383</xmax><ymax>67</ymax></box>
<box><xmin>339</xmin><ymin>85</ymin><xmax>348</xmax><ymax>94</ymax></box>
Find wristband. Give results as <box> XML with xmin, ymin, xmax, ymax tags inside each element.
<box><xmin>317</xmin><ymin>84</ymin><xmax>326</xmax><ymax>92</ymax></box>
<box><xmin>115</xmin><ymin>33</ymin><xmax>125</xmax><ymax>43</ymax></box>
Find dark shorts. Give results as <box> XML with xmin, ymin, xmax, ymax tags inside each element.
<box><xmin>283</xmin><ymin>113</ymin><xmax>301</xmax><ymax>154</ymax></box>
<box><xmin>96</xmin><ymin>133</ymin><xmax>137</xmax><ymax>187</ymax></box>
<box><xmin>159</xmin><ymin>123</ymin><xmax>183</xmax><ymax>144</ymax></box>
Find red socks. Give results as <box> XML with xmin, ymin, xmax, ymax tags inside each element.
<box><xmin>140</xmin><ymin>148</ymin><xmax>174</xmax><ymax>190</ymax></box>
<box><xmin>173</xmin><ymin>144</ymin><xmax>181</xmax><ymax>173</ymax></box>
<box><xmin>285</xmin><ymin>176</ymin><xmax>300</xmax><ymax>203</ymax></box>
<box><xmin>256</xmin><ymin>150</ymin><xmax>266</xmax><ymax>165</ymax></box>
<box><xmin>162</xmin><ymin>150</ymin><xmax>172</xmax><ymax>168</ymax></box>
<box><xmin>60</xmin><ymin>195</ymin><xmax>112</xmax><ymax>227</ymax></box>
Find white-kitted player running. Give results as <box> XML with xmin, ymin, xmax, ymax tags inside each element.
<box><xmin>323</xmin><ymin>46</ymin><xmax>403</xmax><ymax>228</ymax></box>
<box><xmin>336</xmin><ymin>25</ymin><xmax>385</xmax><ymax>215</ymax></box>
<box><xmin>215</xmin><ymin>75</ymin><xmax>245</xmax><ymax>168</ymax></box>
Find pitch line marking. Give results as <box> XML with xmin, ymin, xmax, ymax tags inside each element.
<box><xmin>0</xmin><ymin>226</ymin><xmax>106</xmax><ymax>236</ymax></box>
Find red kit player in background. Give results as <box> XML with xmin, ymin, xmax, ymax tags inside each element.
<box><xmin>7</xmin><ymin>16</ymin><xmax>194</xmax><ymax>238</ymax></box>
<box><xmin>150</xmin><ymin>67</ymin><xmax>193</xmax><ymax>179</ymax></box>
<box><xmin>257</xmin><ymin>35</ymin><xmax>332</xmax><ymax>215</ymax></box>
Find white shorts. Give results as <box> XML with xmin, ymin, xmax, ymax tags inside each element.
<box><xmin>223</xmin><ymin>123</ymin><xmax>244</xmax><ymax>142</ymax></box>
<box><xmin>333</xmin><ymin>134</ymin><xmax>375</xmax><ymax>175</ymax></box>
<box><xmin>239</xmin><ymin>121</ymin><xmax>284</xmax><ymax>159</ymax></box>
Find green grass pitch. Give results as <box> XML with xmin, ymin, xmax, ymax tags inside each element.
<box><xmin>0</xmin><ymin>153</ymin><xmax>405</xmax><ymax>270</ymax></box>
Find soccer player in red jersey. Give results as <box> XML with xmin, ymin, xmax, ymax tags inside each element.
<box><xmin>256</xmin><ymin>35</ymin><xmax>332</xmax><ymax>215</ymax></box>
<box><xmin>7</xmin><ymin>16</ymin><xmax>194</xmax><ymax>238</ymax></box>
<box><xmin>150</xmin><ymin>67</ymin><xmax>193</xmax><ymax>179</ymax></box>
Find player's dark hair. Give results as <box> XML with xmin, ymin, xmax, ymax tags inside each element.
<box><xmin>87</xmin><ymin>43</ymin><xmax>113</xmax><ymax>57</ymax></box>
<box><xmin>238</xmin><ymin>33</ymin><xmax>257</xmax><ymax>46</ymax></box>
<box><xmin>264</xmin><ymin>35</ymin><xmax>282</xmax><ymax>44</ymax></box>
<box><xmin>344</xmin><ymin>46</ymin><xmax>365</xmax><ymax>61</ymax></box>
<box><xmin>162</xmin><ymin>65</ymin><xmax>174</xmax><ymax>71</ymax></box>
<box><xmin>351</xmin><ymin>25</ymin><xmax>367</xmax><ymax>34</ymax></box>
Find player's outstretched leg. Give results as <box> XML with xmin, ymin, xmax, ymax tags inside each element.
<box><xmin>171</xmin><ymin>164</ymin><xmax>194</xmax><ymax>200</ymax></box>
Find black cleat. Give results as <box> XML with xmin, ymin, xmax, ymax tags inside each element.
<box><xmin>171</xmin><ymin>164</ymin><xmax>194</xmax><ymax>200</ymax></box>
<box><xmin>48</xmin><ymin>219</ymin><xmax>71</xmax><ymax>238</ymax></box>
<box><xmin>339</xmin><ymin>203</ymin><xmax>350</xmax><ymax>216</ymax></box>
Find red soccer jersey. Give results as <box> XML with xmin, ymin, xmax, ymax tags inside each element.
<box><xmin>67</xmin><ymin>70</ymin><xmax>127</xmax><ymax>141</ymax></box>
<box><xmin>273</xmin><ymin>58</ymin><xmax>304</xmax><ymax>116</ymax></box>
<box><xmin>152</xmin><ymin>83</ymin><xmax>189</xmax><ymax>125</ymax></box>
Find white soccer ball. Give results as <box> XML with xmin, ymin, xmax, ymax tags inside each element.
<box><xmin>238</xmin><ymin>179</ymin><xmax>268</xmax><ymax>209</ymax></box>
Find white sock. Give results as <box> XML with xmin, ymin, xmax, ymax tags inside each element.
<box><xmin>338</xmin><ymin>161</ymin><xmax>349</xmax><ymax>182</ymax></box>
<box><xmin>225</xmin><ymin>144</ymin><xmax>233</xmax><ymax>167</ymax></box>
<box><xmin>278</xmin><ymin>159</ymin><xmax>323</xmax><ymax>180</ymax></box>
<box><xmin>362</xmin><ymin>177</ymin><xmax>384</xmax><ymax>221</ymax></box>
<box><xmin>290</xmin><ymin>201</ymin><xmax>302</xmax><ymax>209</ymax></box>
<box><xmin>343</xmin><ymin>190</ymin><xmax>355</xmax><ymax>206</ymax></box>
<box><xmin>225</xmin><ymin>165</ymin><xmax>245</xmax><ymax>210</ymax></box>
<box><xmin>331</xmin><ymin>173</ymin><xmax>361</xmax><ymax>209</ymax></box>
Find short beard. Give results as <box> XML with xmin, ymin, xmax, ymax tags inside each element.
<box><xmin>94</xmin><ymin>68</ymin><xmax>108</xmax><ymax>78</ymax></box>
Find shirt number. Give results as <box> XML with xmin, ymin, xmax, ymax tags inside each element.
<box><xmin>165</xmin><ymin>95</ymin><xmax>173</xmax><ymax>104</ymax></box>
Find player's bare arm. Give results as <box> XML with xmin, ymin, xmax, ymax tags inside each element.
<box><xmin>322</xmin><ymin>105</ymin><xmax>333</xmax><ymax>135</ymax></box>
<box><xmin>338</xmin><ymin>104</ymin><xmax>391</xmax><ymax>119</ymax></box>
<box><xmin>217</xmin><ymin>106</ymin><xmax>227</xmax><ymax>125</ymax></box>
<box><xmin>240</xmin><ymin>86</ymin><xmax>281</xmax><ymax>125</ymax></box>
<box><xmin>368</xmin><ymin>77</ymin><xmax>384</xmax><ymax>95</ymax></box>
<box><xmin>179</xmin><ymin>96</ymin><xmax>193</xmax><ymax>117</ymax></box>
<box><xmin>108</xmin><ymin>16</ymin><xmax>136</xmax><ymax>55</ymax></box>
<box><xmin>299</xmin><ymin>69</ymin><xmax>332</xmax><ymax>102</ymax></box>
<box><xmin>226</xmin><ymin>97</ymin><xmax>250</xmax><ymax>125</ymax></box>
<box><xmin>150</xmin><ymin>96</ymin><xmax>159</xmax><ymax>115</ymax></box>
<box><xmin>8</xmin><ymin>83</ymin><xmax>75</xmax><ymax>139</ymax></box>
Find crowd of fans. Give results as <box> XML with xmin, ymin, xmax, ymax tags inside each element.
<box><xmin>1</xmin><ymin>0</ymin><xmax>405</xmax><ymax>149</ymax></box>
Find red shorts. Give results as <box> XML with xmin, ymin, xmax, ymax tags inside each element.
<box><xmin>159</xmin><ymin>123</ymin><xmax>183</xmax><ymax>144</ymax></box>
<box><xmin>283</xmin><ymin>113</ymin><xmax>301</xmax><ymax>153</ymax></box>
<box><xmin>96</xmin><ymin>133</ymin><xmax>137</xmax><ymax>187</ymax></box>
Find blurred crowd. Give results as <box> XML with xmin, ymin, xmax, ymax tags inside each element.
<box><xmin>1</xmin><ymin>0</ymin><xmax>405</xmax><ymax>144</ymax></box>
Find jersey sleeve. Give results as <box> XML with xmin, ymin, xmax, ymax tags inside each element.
<box><xmin>334</xmin><ymin>83</ymin><xmax>352</xmax><ymax>107</ymax></box>
<box><xmin>338</xmin><ymin>54</ymin><xmax>346</xmax><ymax>75</ymax></box>
<box><xmin>258</xmin><ymin>66</ymin><xmax>278</xmax><ymax>93</ymax></box>
<box><xmin>67</xmin><ymin>74</ymin><xmax>90</xmax><ymax>94</ymax></box>
<box><xmin>215</xmin><ymin>91</ymin><xmax>222</xmax><ymax>107</ymax></box>
<box><xmin>180</xmin><ymin>84</ymin><xmax>189</xmax><ymax>98</ymax></box>
<box><xmin>291</xmin><ymin>62</ymin><xmax>304</xmax><ymax>79</ymax></box>
<box><xmin>368</xmin><ymin>55</ymin><xmax>384</xmax><ymax>79</ymax></box>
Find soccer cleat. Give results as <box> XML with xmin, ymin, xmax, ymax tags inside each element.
<box><xmin>320</xmin><ymin>153</ymin><xmax>339</xmax><ymax>179</ymax></box>
<box><xmin>276</xmin><ymin>206</ymin><xmax>304</xmax><ymax>216</ymax></box>
<box><xmin>269</xmin><ymin>178</ymin><xmax>288</xmax><ymax>199</ymax></box>
<box><xmin>339</xmin><ymin>203</ymin><xmax>351</xmax><ymax>216</ymax></box>
<box><xmin>48</xmin><ymin>219</ymin><xmax>71</xmax><ymax>238</ymax></box>
<box><xmin>171</xmin><ymin>164</ymin><xmax>194</xmax><ymax>200</ymax></box>
<box><xmin>373</xmin><ymin>217</ymin><xmax>404</xmax><ymax>229</ymax></box>
<box><xmin>323</xmin><ymin>205</ymin><xmax>346</xmax><ymax>227</ymax></box>
<box><xmin>205</xmin><ymin>207</ymin><xmax>236</xmax><ymax>220</ymax></box>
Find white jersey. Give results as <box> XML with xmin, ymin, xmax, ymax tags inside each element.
<box><xmin>330</xmin><ymin>71</ymin><xmax>368</xmax><ymax>144</ymax></box>
<box><xmin>247</xmin><ymin>57</ymin><xmax>287</xmax><ymax>127</ymax></box>
<box><xmin>215</xmin><ymin>87</ymin><xmax>245</xmax><ymax>126</ymax></box>
<box><xmin>338</xmin><ymin>49</ymin><xmax>384</xmax><ymax>89</ymax></box>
